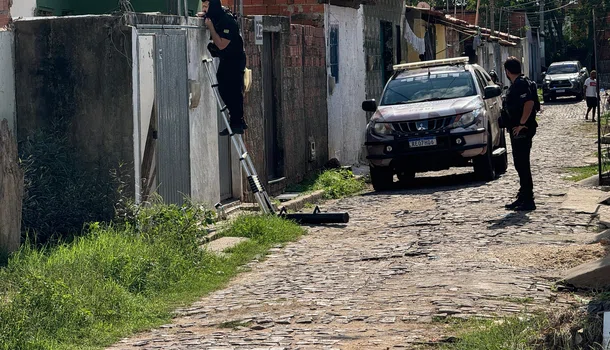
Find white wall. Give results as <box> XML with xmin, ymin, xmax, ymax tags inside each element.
<box><xmin>186</xmin><ymin>18</ymin><xmax>224</xmax><ymax>204</ymax></box>
<box><xmin>10</xmin><ymin>0</ymin><xmax>36</xmax><ymax>18</ymax></box>
<box><xmin>0</xmin><ymin>31</ymin><xmax>16</xmax><ymax>134</ymax></box>
<box><xmin>326</xmin><ymin>5</ymin><xmax>366</xmax><ymax>166</ymax></box>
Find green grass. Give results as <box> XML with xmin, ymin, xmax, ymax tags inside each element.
<box><xmin>564</xmin><ymin>164</ymin><xmax>598</xmax><ymax>182</ymax></box>
<box><xmin>285</xmin><ymin>169</ymin><xmax>366</xmax><ymax>199</ymax></box>
<box><xmin>0</xmin><ymin>205</ymin><xmax>304</xmax><ymax>350</ymax></box>
<box><xmin>441</xmin><ymin>315</ymin><xmax>548</xmax><ymax>350</ymax></box>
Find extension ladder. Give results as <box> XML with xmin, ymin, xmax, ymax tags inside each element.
<box><xmin>203</xmin><ymin>58</ymin><xmax>276</xmax><ymax>215</ymax></box>
<box><xmin>202</xmin><ymin>57</ymin><xmax>349</xmax><ymax>225</ymax></box>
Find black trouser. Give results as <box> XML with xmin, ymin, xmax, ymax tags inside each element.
<box><xmin>217</xmin><ymin>61</ymin><xmax>245</xmax><ymax>127</ymax></box>
<box><xmin>510</xmin><ymin>132</ymin><xmax>534</xmax><ymax>200</ymax></box>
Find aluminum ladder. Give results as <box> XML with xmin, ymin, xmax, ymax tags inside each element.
<box><xmin>203</xmin><ymin>58</ymin><xmax>276</xmax><ymax>215</ymax></box>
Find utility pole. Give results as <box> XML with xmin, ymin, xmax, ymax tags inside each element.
<box><xmin>539</xmin><ymin>0</ymin><xmax>545</xmax><ymax>66</ymax></box>
<box><xmin>475</xmin><ymin>0</ymin><xmax>481</xmax><ymax>26</ymax></box>
<box><xmin>490</xmin><ymin>0</ymin><xmax>495</xmax><ymax>36</ymax></box>
<box><xmin>594</xmin><ymin>9</ymin><xmax>602</xmax><ymax>184</ymax></box>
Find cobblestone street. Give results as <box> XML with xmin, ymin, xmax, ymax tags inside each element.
<box><xmin>109</xmin><ymin>100</ymin><xmax>608</xmax><ymax>349</ymax></box>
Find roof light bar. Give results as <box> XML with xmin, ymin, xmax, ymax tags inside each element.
<box><xmin>393</xmin><ymin>57</ymin><xmax>470</xmax><ymax>71</ymax></box>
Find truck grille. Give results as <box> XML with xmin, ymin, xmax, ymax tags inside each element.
<box><xmin>550</xmin><ymin>80</ymin><xmax>572</xmax><ymax>88</ymax></box>
<box><xmin>392</xmin><ymin>116</ymin><xmax>454</xmax><ymax>134</ymax></box>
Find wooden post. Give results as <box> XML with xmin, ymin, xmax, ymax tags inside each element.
<box><xmin>0</xmin><ymin>119</ymin><xmax>23</xmax><ymax>258</ymax></box>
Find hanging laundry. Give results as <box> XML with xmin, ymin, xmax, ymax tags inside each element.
<box><xmin>404</xmin><ymin>18</ymin><xmax>426</xmax><ymax>55</ymax></box>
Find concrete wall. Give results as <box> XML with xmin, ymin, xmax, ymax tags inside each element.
<box><xmin>363</xmin><ymin>0</ymin><xmax>408</xmax><ymax>101</ymax></box>
<box><xmin>14</xmin><ymin>15</ymin><xmax>135</xmax><ymax>194</ymax></box>
<box><xmin>0</xmin><ymin>31</ymin><xmax>15</xmax><ymax>133</ymax></box>
<box><xmin>10</xmin><ymin>0</ymin><xmax>35</xmax><ymax>17</ymax></box>
<box><xmin>185</xmin><ymin>17</ymin><xmax>223</xmax><ymax>204</ymax></box>
<box><xmin>326</xmin><ymin>4</ymin><xmax>366</xmax><ymax>165</ymax></box>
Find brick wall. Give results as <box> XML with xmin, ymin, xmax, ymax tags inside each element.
<box><xmin>242</xmin><ymin>17</ymin><xmax>328</xmax><ymax>200</ymax></box>
<box><xmin>0</xmin><ymin>0</ymin><xmax>11</xmax><ymax>28</ymax></box>
<box><xmin>243</xmin><ymin>0</ymin><xmax>324</xmax><ymax>26</ymax></box>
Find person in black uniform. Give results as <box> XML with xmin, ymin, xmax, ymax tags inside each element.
<box><xmin>503</xmin><ymin>57</ymin><xmax>537</xmax><ymax>211</ymax></box>
<box><xmin>199</xmin><ymin>0</ymin><xmax>247</xmax><ymax>135</ymax></box>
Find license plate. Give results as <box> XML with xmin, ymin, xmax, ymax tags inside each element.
<box><xmin>556</xmin><ymin>89</ymin><xmax>565</xmax><ymax>93</ymax></box>
<box><xmin>409</xmin><ymin>137</ymin><xmax>437</xmax><ymax>148</ymax></box>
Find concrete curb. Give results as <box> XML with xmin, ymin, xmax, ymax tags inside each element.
<box><xmin>279</xmin><ymin>189</ymin><xmax>326</xmax><ymax>212</ymax></box>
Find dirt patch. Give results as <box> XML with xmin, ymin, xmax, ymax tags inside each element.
<box><xmin>491</xmin><ymin>244</ymin><xmax>608</xmax><ymax>270</ymax></box>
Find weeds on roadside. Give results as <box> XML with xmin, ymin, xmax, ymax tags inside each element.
<box><xmin>441</xmin><ymin>315</ymin><xmax>548</xmax><ymax>350</ymax></box>
<box><xmin>285</xmin><ymin>169</ymin><xmax>365</xmax><ymax>199</ymax></box>
<box><xmin>564</xmin><ymin>165</ymin><xmax>598</xmax><ymax>182</ymax></box>
<box><xmin>0</xmin><ymin>203</ymin><xmax>302</xmax><ymax>349</ymax></box>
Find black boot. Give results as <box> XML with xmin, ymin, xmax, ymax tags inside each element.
<box><xmin>514</xmin><ymin>199</ymin><xmax>536</xmax><ymax>211</ymax></box>
<box><xmin>504</xmin><ymin>195</ymin><xmax>523</xmax><ymax>210</ymax></box>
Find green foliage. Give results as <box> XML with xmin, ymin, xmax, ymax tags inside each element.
<box><xmin>313</xmin><ymin>169</ymin><xmax>366</xmax><ymax>199</ymax></box>
<box><xmin>19</xmin><ymin>122</ymin><xmax>123</xmax><ymax>245</ymax></box>
<box><xmin>564</xmin><ymin>165</ymin><xmax>599</xmax><ymax>182</ymax></box>
<box><xmin>442</xmin><ymin>315</ymin><xmax>548</xmax><ymax>350</ymax></box>
<box><xmin>0</xmin><ymin>204</ymin><xmax>304</xmax><ymax>350</ymax></box>
<box><xmin>286</xmin><ymin>169</ymin><xmax>365</xmax><ymax>199</ymax></box>
<box><xmin>219</xmin><ymin>214</ymin><xmax>305</xmax><ymax>246</ymax></box>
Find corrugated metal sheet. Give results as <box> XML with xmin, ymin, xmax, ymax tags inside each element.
<box><xmin>153</xmin><ymin>30</ymin><xmax>191</xmax><ymax>205</ymax></box>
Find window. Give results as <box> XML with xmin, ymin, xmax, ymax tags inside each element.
<box><xmin>329</xmin><ymin>25</ymin><xmax>339</xmax><ymax>83</ymax></box>
<box><xmin>381</xmin><ymin>71</ymin><xmax>477</xmax><ymax>106</ymax></box>
<box><xmin>473</xmin><ymin>69</ymin><xmax>488</xmax><ymax>91</ymax></box>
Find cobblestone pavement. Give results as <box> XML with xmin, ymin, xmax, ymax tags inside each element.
<box><xmin>109</xmin><ymin>99</ymin><xmax>608</xmax><ymax>350</ymax></box>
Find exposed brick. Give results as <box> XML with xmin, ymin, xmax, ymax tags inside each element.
<box><xmin>243</xmin><ymin>5</ymin><xmax>267</xmax><ymax>15</ymax></box>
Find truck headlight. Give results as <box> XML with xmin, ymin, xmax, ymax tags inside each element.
<box><xmin>371</xmin><ymin>121</ymin><xmax>393</xmax><ymax>135</ymax></box>
<box><xmin>450</xmin><ymin>108</ymin><xmax>482</xmax><ymax>128</ymax></box>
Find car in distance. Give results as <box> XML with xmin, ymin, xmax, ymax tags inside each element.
<box><xmin>542</xmin><ymin>61</ymin><xmax>588</xmax><ymax>102</ymax></box>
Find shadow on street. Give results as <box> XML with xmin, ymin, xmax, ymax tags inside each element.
<box><xmin>364</xmin><ymin>171</ymin><xmax>507</xmax><ymax>196</ymax></box>
<box><xmin>486</xmin><ymin>211</ymin><xmax>531</xmax><ymax>229</ymax></box>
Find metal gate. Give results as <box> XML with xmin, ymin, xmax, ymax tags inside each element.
<box><xmin>137</xmin><ymin>29</ymin><xmax>191</xmax><ymax>205</ymax></box>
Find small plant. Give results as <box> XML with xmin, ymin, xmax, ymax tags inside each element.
<box><xmin>313</xmin><ymin>169</ymin><xmax>366</xmax><ymax>199</ymax></box>
<box><xmin>442</xmin><ymin>314</ymin><xmax>548</xmax><ymax>350</ymax></box>
<box><xmin>564</xmin><ymin>165</ymin><xmax>598</xmax><ymax>182</ymax></box>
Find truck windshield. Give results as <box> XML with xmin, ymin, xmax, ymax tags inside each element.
<box><xmin>547</xmin><ymin>64</ymin><xmax>578</xmax><ymax>74</ymax></box>
<box><xmin>381</xmin><ymin>71</ymin><xmax>477</xmax><ymax>105</ymax></box>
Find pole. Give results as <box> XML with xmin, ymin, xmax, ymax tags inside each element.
<box><xmin>595</xmin><ymin>9</ymin><xmax>602</xmax><ymax>184</ymax></box>
<box><xmin>490</xmin><ymin>0</ymin><xmax>495</xmax><ymax>36</ymax></box>
<box><xmin>498</xmin><ymin>7</ymin><xmax>502</xmax><ymax>34</ymax></box>
<box><xmin>183</xmin><ymin>0</ymin><xmax>189</xmax><ymax>18</ymax></box>
<box><xmin>475</xmin><ymin>0</ymin><xmax>481</xmax><ymax>26</ymax></box>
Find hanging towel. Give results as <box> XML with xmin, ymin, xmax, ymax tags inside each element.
<box><xmin>404</xmin><ymin>18</ymin><xmax>426</xmax><ymax>55</ymax></box>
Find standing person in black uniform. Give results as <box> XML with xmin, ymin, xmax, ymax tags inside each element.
<box><xmin>199</xmin><ymin>0</ymin><xmax>248</xmax><ymax>135</ymax></box>
<box><xmin>502</xmin><ymin>57</ymin><xmax>538</xmax><ymax>211</ymax></box>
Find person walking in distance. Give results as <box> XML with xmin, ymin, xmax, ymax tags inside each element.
<box><xmin>199</xmin><ymin>0</ymin><xmax>248</xmax><ymax>135</ymax></box>
<box><xmin>502</xmin><ymin>57</ymin><xmax>538</xmax><ymax>211</ymax></box>
<box><xmin>585</xmin><ymin>70</ymin><xmax>598</xmax><ymax>122</ymax></box>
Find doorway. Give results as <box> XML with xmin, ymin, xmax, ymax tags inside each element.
<box><xmin>262</xmin><ymin>31</ymin><xmax>282</xmax><ymax>180</ymax></box>
<box><xmin>380</xmin><ymin>21</ymin><xmax>394</xmax><ymax>85</ymax></box>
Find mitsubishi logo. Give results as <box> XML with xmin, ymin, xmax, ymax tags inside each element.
<box><xmin>416</xmin><ymin>121</ymin><xmax>428</xmax><ymax>131</ymax></box>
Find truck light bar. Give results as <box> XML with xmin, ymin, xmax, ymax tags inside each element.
<box><xmin>393</xmin><ymin>57</ymin><xmax>470</xmax><ymax>71</ymax></box>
